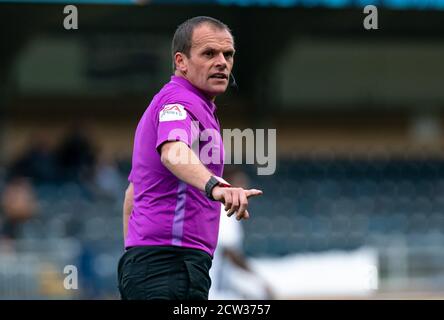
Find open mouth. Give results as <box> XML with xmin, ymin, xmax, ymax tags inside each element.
<box><xmin>209</xmin><ymin>73</ymin><xmax>228</xmax><ymax>80</ymax></box>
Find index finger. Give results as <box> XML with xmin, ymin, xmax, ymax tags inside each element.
<box><xmin>245</xmin><ymin>189</ymin><xmax>263</xmax><ymax>198</ymax></box>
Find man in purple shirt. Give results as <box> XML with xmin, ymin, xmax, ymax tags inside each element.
<box><xmin>117</xmin><ymin>16</ymin><xmax>263</xmax><ymax>300</ymax></box>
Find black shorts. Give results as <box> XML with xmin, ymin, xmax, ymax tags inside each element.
<box><xmin>117</xmin><ymin>245</ymin><xmax>212</xmax><ymax>300</ymax></box>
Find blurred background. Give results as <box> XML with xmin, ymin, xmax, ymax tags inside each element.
<box><xmin>1</xmin><ymin>0</ymin><xmax>444</xmax><ymax>299</ymax></box>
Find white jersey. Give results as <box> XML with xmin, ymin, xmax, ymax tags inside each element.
<box><xmin>209</xmin><ymin>205</ymin><xmax>244</xmax><ymax>299</ymax></box>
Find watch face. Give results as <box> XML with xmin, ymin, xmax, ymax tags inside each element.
<box><xmin>206</xmin><ymin>176</ymin><xmax>231</xmax><ymax>201</ymax></box>
<box><xmin>205</xmin><ymin>177</ymin><xmax>218</xmax><ymax>200</ymax></box>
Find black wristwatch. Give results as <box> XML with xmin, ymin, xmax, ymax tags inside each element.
<box><xmin>205</xmin><ymin>176</ymin><xmax>231</xmax><ymax>201</ymax></box>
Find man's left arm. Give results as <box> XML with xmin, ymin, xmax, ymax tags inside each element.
<box><xmin>123</xmin><ymin>183</ymin><xmax>134</xmax><ymax>241</ymax></box>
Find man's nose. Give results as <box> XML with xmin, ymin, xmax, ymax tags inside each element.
<box><xmin>214</xmin><ymin>53</ymin><xmax>227</xmax><ymax>68</ymax></box>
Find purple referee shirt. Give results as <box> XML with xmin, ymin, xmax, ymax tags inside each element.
<box><xmin>126</xmin><ymin>75</ymin><xmax>225</xmax><ymax>257</ymax></box>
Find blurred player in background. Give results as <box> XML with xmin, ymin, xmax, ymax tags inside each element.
<box><xmin>209</xmin><ymin>168</ymin><xmax>275</xmax><ymax>300</ymax></box>
<box><xmin>117</xmin><ymin>16</ymin><xmax>262</xmax><ymax>300</ymax></box>
<box><xmin>0</xmin><ymin>177</ymin><xmax>38</xmax><ymax>242</ymax></box>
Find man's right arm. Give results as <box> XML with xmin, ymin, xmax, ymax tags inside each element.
<box><xmin>160</xmin><ymin>141</ymin><xmax>263</xmax><ymax>221</ymax></box>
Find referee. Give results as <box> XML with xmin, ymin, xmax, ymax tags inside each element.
<box><xmin>117</xmin><ymin>16</ymin><xmax>263</xmax><ymax>300</ymax></box>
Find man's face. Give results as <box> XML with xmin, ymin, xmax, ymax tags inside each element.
<box><xmin>177</xmin><ymin>24</ymin><xmax>235</xmax><ymax>98</ymax></box>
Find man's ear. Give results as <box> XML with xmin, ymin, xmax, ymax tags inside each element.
<box><xmin>174</xmin><ymin>52</ymin><xmax>188</xmax><ymax>74</ymax></box>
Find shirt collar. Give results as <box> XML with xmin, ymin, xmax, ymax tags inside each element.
<box><xmin>170</xmin><ymin>75</ymin><xmax>217</xmax><ymax>113</ymax></box>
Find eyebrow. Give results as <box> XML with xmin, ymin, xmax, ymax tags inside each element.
<box><xmin>201</xmin><ymin>46</ymin><xmax>236</xmax><ymax>54</ymax></box>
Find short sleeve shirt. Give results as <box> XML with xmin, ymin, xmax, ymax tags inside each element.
<box><xmin>126</xmin><ymin>75</ymin><xmax>225</xmax><ymax>257</ymax></box>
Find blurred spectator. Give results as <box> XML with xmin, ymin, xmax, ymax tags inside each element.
<box><xmin>0</xmin><ymin>177</ymin><xmax>38</xmax><ymax>240</ymax></box>
<box><xmin>8</xmin><ymin>133</ymin><xmax>56</xmax><ymax>184</ymax></box>
<box><xmin>209</xmin><ymin>167</ymin><xmax>275</xmax><ymax>300</ymax></box>
<box><xmin>94</xmin><ymin>152</ymin><xmax>124</xmax><ymax>201</ymax></box>
<box><xmin>55</xmin><ymin>125</ymin><xmax>97</xmax><ymax>185</ymax></box>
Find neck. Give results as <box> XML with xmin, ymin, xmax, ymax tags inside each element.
<box><xmin>174</xmin><ymin>71</ymin><xmax>216</xmax><ymax>102</ymax></box>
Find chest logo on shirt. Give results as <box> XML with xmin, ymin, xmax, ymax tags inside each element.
<box><xmin>159</xmin><ymin>104</ymin><xmax>187</xmax><ymax>122</ymax></box>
